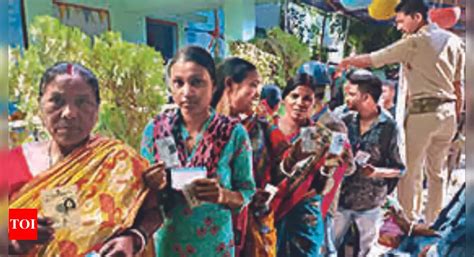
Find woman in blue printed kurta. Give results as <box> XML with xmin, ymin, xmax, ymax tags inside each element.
<box><xmin>142</xmin><ymin>46</ymin><xmax>255</xmax><ymax>257</ymax></box>
<box><xmin>212</xmin><ymin>57</ymin><xmax>293</xmax><ymax>257</ymax></box>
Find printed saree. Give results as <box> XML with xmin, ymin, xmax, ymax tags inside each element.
<box><xmin>241</xmin><ymin>116</ymin><xmax>289</xmax><ymax>257</ymax></box>
<box><xmin>9</xmin><ymin>136</ymin><xmax>150</xmax><ymax>257</ymax></box>
<box><xmin>273</xmin><ymin>121</ymin><xmax>332</xmax><ymax>257</ymax></box>
<box><xmin>272</xmin><ymin>122</ymin><xmax>332</xmax><ymax>221</ymax></box>
<box><xmin>312</xmin><ymin>108</ymin><xmax>354</xmax><ymax>218</ymax></box>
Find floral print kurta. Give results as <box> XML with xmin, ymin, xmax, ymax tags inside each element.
<box><xmin>141</xmin><ymin>110</ymin><xmax>256</xmax><ymax>257</ymax></box>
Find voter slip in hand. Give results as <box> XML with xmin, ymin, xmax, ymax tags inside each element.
<box><xmin>354</xmin><ymin>150</ymin><xmax>371</xmax><ymax>166</ymax></box>
<box><xmin>300</xmin><ymin>127</ymin><xmax>318</xmax><ymax>153</ymax></box>
<box><xmin>264</xmin><ymin>184</ymin><xmax>279</xmax><ymax>206</ymax></box>
<box><xmin>171</xmin><ymin>167</ymin><xmax>207</xmax><ymax>190</ymax></box>
<box><xmin>329</xmin><ymin>132</ymin><xmax>346</xmax><ymax>156</ymax></box>
<box><xmin>170</xmin><ymin>167</ymin><xmax>207</xmax><ymax>208</ymax></box>
<box><xmin>40</xmin><ymin>185</ymin><xmax>81</xmax><ymax>228</ymax></box>
<box><xmin>156</xmin><ymin>137</ymin><xmax>180</xmax><ymax>168</ymax></box>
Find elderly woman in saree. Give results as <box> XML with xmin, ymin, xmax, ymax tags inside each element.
<box><xmin>6</xmin><ymin>62</ymin><xmax>150</xmax><ymax>256</ymax></box>
<box><xmin>105</xmin><ymin>46</ymin><xmax>256</xmax><ymax>257</ymax></box>
<box><xmin>271</xmin><ymin>73</ymin><xmax>352</xmax><ymax>257</ymax></box>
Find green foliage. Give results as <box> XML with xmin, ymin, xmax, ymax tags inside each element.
<box><xmin>345</xmin><ymin>18</ymin><xmax>401</xmax><ymax>55</ymax></box>
<box><xmin>9</xmin><ymin>16</ymin><xmax>167</xmax><ymax>149</ymax></box>
<box><xmin>252</xmin><ymin>27</ymin><xmax>311</xmax><ymax>84</ymax></box>
<box><xmin>229</xmin><ymin>40</ymin><xmax>284</xmax><ymax>87</ymax></box>
<box><xmin>229</xmin><ymin>27</ymin><xmax>310</xmax><ymax>88</ymax></box>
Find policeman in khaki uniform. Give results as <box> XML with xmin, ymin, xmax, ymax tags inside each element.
<box><xmin>337</xmin><ymin>0</ymin><xmax>464</xmax><ymax>224</ymax></box>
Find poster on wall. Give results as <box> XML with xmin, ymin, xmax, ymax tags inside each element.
<box><xmin>285</xmin><ymin>2</ymin><xmax>321</xmax><ymax>47</ymax></box>
<box><xmin>285</xmin><ymin>2</ymin><xmax>349</xmax><ymax>63</ymax></box>
<box><xmin>185</xmin><ymin>8</ymin><xmax>225</xmax><ymax>58</ymax></box>
<box><xmin>53</xmin><ymin>2</ymin><xmax>110</xmax><ymax>37</ymax></box>
<box><xmin>324</xmin><ymin>12</ymin><xmax>350</xmax><ymax>63</ymax></box>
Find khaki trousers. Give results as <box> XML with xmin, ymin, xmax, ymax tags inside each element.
<box><xmin>397</xmin><ymin>102</ymin><xmax>456</xmax><ymax>224</ymax></box>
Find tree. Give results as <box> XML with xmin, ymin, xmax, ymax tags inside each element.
<box><xmin>345</xmin><ymin>18</ymin><xmax>401</xmax><ymax>55</ymax></box>
<box><xmin>9</xmin><ymin>16</ymin><xmax>167</xmax><ymax>149</ymax></box>
<box><xmin>252</xmin><ymin>27</ymin><xmax>311</xmax><ymax>84</ymax></box>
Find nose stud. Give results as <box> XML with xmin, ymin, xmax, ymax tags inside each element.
<box><xmin>67</xmin><ymin>64</ymin><xmax>74</xmax><ymax>75</ymax></box>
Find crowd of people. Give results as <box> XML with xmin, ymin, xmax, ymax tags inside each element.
<box><xmin>5</xmin><ymin>0</ymin><xmax>465</xmax><ymax>256</ymax></box>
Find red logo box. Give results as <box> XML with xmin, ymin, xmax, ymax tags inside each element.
<box><xmin>9</xmin><ymin>209</ymin><xmax>38</xmax><ymax>240</ymax></box>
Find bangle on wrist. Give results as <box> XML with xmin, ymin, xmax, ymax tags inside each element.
<box><xmin>125</xmin><ymin>228</ymin><xmax>147</xmax><ymax>254</ymax></box>
<box><xmin>280</xmin><ymin>159</ymin><xmax>293</xmax><ymax>177</ymax></box>
<box><xmin>320</xmin><ymin>166</ymin><xmax>333</xmax><ymax>177</ymax></box>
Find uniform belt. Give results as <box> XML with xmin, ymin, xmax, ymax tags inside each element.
<box><xmin>408</xmin><ymin>98</ymin><xmax>455</xmax><ymax>114</ymax></box>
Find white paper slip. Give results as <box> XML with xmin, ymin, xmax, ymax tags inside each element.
<box><xmin>85</xmin><ymin>251</ymin><xmax>101</xmax><ymax>257</ymax></box>
<box><xmin>329</xmin><ymin>132</ymin><xmax>346</xmax><ymax>155</ymax></box>
<box><xmin>156</xmin><ymin>137</ymin><xmax>180</xmax><ymax>168</ymax></box>
<box><xmin>354</xmin><ymin>150</ymin><xmax>371</xmax><ymax>166</ymax></box>
<box><xmin>300</xmin><ymin>126</ymin><xmax>317</xmax><ymax>153</ymax></box>
<box><xmin>40</xmin><ymin>185</ymin><xmax>81</xmax><ymax>228</ymax></box>
<box><xmin>264</xmin><ymin>184</ymin><xmax>279</xmax><ymax>205</ymax></box>
<box><xmin>171</xmin><ymin>167</ymin><xmax>207</xmax><ymax>190</ymax></box>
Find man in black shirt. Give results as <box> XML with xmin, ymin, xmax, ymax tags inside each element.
<box><xmin>334</xmin><ymin>69</ymin><xmax>406</xmax><ymax>257</ymax></box>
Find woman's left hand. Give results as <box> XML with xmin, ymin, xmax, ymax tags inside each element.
<box><xmin>251</xmin><ymin>189</ymin><xmax>271</xmax><ymax>209</ymax></box>
<box><xmin>193</xmin><ymin>178</ymin><xmax>224</xmax><ymax>204</ymax></box>
<box><xmin>324</xmin><ymin>153</ymin><xmax>342</xmax><ymax>167</ymax></box>
<box><xmin>99</xmin><ymin>235</ymin><xmax>135</xmax><ymax>257</ymax></box>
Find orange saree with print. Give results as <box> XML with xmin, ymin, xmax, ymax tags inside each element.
<box><xmin>9</xmin><ymin>136</ymin><xmax>150</xmax><ymax>257</ymax></box>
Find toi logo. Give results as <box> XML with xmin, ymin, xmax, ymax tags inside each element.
<box><xmin>9</xmin><ymin>209</ymin><xmax>38</xmax><ymax>240</ymax></box>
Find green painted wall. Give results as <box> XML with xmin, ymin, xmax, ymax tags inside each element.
<box><xmin>223</xmin><ymin>0</ymin><xmax>256</xmax><ymax>42</ymax></box>
<box><xmin>23</xmin><ymin>0</ymin><xmax>258</xmax><ymax>51</ymax></box>
<box><xmin>109</xmin><ymin>10</ymin><xmax>145</xmax><ymax>43</ymax></box>
<box><xmin>23</xmin><ymin>0</ymin><xmax>54</xmax><ymax>30</ymax></box>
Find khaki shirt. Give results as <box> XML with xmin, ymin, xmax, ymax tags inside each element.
<box><xmin>370</xmin><ymin>23</ymin><xmax>465</xmax><ymax>101</ymax></box>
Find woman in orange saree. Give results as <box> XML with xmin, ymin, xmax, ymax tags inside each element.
<box><xmin>7</xmin><ymin>62</ymin><xmax>150</xmax><ymax>257</ymax></box>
